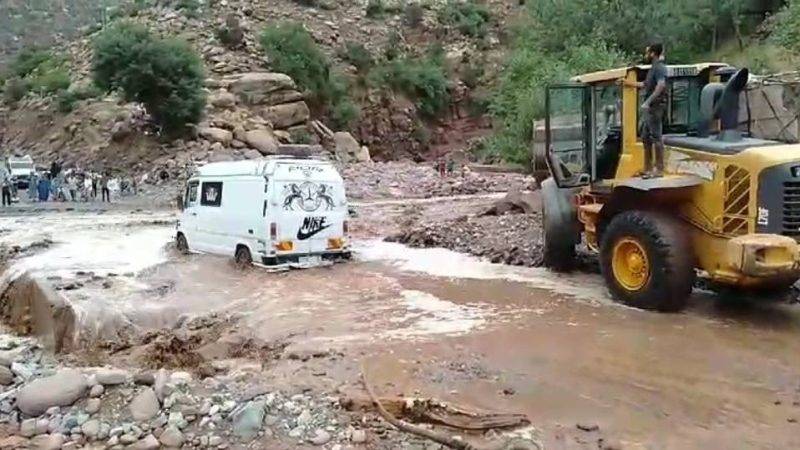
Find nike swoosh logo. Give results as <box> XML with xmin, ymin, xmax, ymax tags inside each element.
<box><xmin>297</xmin><ymin>224</ymin><xmax>331</xmax><ymax>240</ymax></box>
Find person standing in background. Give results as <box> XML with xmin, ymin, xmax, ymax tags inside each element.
<box><xmin>28</xmin><ymin>170</ymin><xmax>38</xmax><ymax>202</ymax></box>
<box><xmin>1</xmin><ymin>173</ymin><xmax>12</xmax><ymax>207</ymax></box>
<box><xmin>101</xmin><ymin>172</ymin><xmax>111</xmax><ymax>203</ymax></box>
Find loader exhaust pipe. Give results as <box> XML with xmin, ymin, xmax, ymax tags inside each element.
<box><xmin>696</xmin><ymin>67</ymin><xmax>749</xmax><ymax>141</ymax></box>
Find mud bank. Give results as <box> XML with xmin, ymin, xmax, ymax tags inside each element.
<box><xmin>0</xmin><ymin>275</ymin><xmax>75</xmax><ymax>353</ymax></box>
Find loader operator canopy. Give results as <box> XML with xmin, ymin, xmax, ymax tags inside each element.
<box><xmin>545</xmin><ymin>62</ymin><xmax>781</xmax><ymax>188</ymax></box>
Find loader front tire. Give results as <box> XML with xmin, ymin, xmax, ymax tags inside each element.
<box><xmin>600</xmin><ymin>211</ymin><xmax>694</xmax><ymax>312</ymax></box>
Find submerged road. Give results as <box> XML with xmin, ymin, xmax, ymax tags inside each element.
<box><xmin>1</xmin><ymin>204</ymin><xmax>800</xmax><ymax>449</ymax></box>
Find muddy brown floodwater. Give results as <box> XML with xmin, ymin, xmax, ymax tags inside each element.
<box><xmin>2</xmin><ymin>202</ymin><xmax>800</xmax><ymax>449</ymax></box>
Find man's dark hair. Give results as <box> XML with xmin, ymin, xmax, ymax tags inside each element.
<box><xmin>648</xmin><ymin>43</ymin><xmax>663</xmax><ymax>56</ymax></box>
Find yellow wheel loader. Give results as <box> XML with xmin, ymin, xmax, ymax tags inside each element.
<box><xmin>542</xmin><ymin>63</ymin><xmax>800</xmax><ymax>311</ymax></box>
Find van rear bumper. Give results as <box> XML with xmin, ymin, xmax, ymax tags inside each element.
<box><xmin>261</xmin><ymin>250</ymin><xmax>352</xmax><ymax>266</ymax></box>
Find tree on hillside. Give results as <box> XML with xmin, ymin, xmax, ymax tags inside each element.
<box><xmin>92</xmin><ymin>21</ymin><xmax>206</xmax><ymax>136</ymax></box>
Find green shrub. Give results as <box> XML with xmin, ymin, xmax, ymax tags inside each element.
<box><xmin>403</xmin><ymin>3</ymin><xmax>425</xmax><ymax>28</ymax></box>
<box><xmin>339</xmin><ymin>42</ymin><xmax>373</xmax><ymax>74</ymax></box>
<box><xmin>260</xmin><ymin>22</ymin><xmax>359</xmax><ymax>130</ymax></box>
<box><xmin>438</xmin><ymin>0</ymin><xmax>491</xmax><ymax>38</ymax></box>
<box><xmin>770</xmin><ymin>1</ymin><xmax>800</xmax><ymax>52</ymax></box>
<box><xmin>366</xmin><ymin>0</ymin><xmax>386</xmax><ymax>18</ymax></box>
<box><xmin>92</xmin><ymin>21</ymin><xmax>206</xmax><ymax>135</ymax></box>
<box><xmin>370</xmin><ymin>51</ymin><xmax>450</xmax><ymax>118</ymax></box>
<box><xmin>56</xmin><ymin>84</ymin><xmax>103</xmax><ymax>113</ymax></box>
<box><xmin>260</xmin><ymin>22</ymin><xmax>335</xmax><ymax>105</ymax></box>
<box><xmin>330</xmin><ymin>99</ymin><xmax>360</xmax><ymax>129</ymax></box>
<box><xmin>9</xmin><ymin>47</ymin><xmax>54</xmax><ymax>78</ymax></box>
<box><xmin>290</xmin><ymin>128</ymin><xmax>314</xmax><ymax>144</ymax></box>
<box><xmin>2</xmin><ymin>78</ymin><xmax>30</xmax><ymax>105</ymax></box>
<box><xmin>29</xmin><ymin>67</ymin><xmax>71</xmax><ymax>95</ymax></box>
<box><xmin>176</xmin><ymin>0</ymin><xmax>201</xmax><ymax>17</ymax></box>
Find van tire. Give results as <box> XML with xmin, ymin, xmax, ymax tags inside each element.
<box><xmin>176</xmin><ymin>233</ymin><xmax>189</xmax><ymax>254</ymax></box>
<box><xmin>235</xmin><ymin>245</ymin><xmax>252</xmax><ymax>269</ymax></box>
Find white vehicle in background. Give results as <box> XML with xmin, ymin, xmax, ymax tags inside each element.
<box><xmin>176</xmin><ymin>156</ymin><xmax>351</xmax><ymax>267</ymax></box>
<box><xmin>5</xmin><ymin>155</ymin><xmax>35</xmax><ymax>189</ymax></box>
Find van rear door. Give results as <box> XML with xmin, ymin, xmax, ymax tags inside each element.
<box><xmin>272</xmin><ymin>162</ymin><xmax>347</xmax><ymax>256</ymax></box>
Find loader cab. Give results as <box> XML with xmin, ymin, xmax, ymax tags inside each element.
<box><xmin>545</xmin><ymin>63</ymin><xmax>733</xmax><ymax>188</ymax></box>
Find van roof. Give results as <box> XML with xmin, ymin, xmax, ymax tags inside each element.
<box><xmin>195</xmin><ymin>156</ymin><xmax>330</xmax><ymax>177</ymax></box>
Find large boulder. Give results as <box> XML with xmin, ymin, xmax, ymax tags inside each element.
<box><xmin>209</xmin><ymin>90</ymin><xmax>236</xmax><ymax>109</ymax></box>
<box><xmin>198</xmin><ymin>127</ymin><xmax>233</xmax><ymax>146</ymax></box>
<box><xmin>263</xmin><ymin>90</ymin><xmax>304</xmax><ymax>106</ymax></box>
<box><xmin>244</xmin><ymin>129</ymin><xmax>279</xmax><ymax>155</ymax></box>
<box><xmin>262</xmin><ymin>102</ymin><xmax>310</xmax><ymax>129</ymax></box>
<box><xmin>16</xmin><ymin>369</ymin><xmax>88</xmax><ymax>416</ymax></box>
<box><xmin>228</xmin><ymin>73</ymin><xmax>297</xmax><ymax>105</ymax></box>
<box><xmin>129</xmin><ymin>388</ymin><xmax>160</xmax><ymax>422</ymax></box>
<box><xmin>333</xmin><ymin>132</ymin><xmax>361</xmax><ymax>162</ymax></box>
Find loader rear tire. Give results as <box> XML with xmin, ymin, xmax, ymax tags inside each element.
<box><xmin>541</xmin><ymin>178</ymin><xmax>579</xmax><ymax>271</ymax></box>
<box><xmin>599</xmin><ymin>211</ymin><xmax>694</xmax><ymax>312</ymax></box>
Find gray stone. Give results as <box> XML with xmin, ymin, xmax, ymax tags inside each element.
<box><xmin>262</xmin><ymin>101</ymin><xmax>310</xmax><ymax>129</ymax></box>
<box><xmin>95</xmin><ymin>369</ymin><xmax>128</xmax><ymax>385</ymax></box>
<box><xmin>334</xmin><ymin>132</ymin><xmax>361</xmax><ymax>162</ymax></box>
<box><xmin>85</xmin><ymin>398</ymin><xmax>101</xmax><ymax>414</ymax></box>
<box><xmin>208</xmin><ymin>435</ymin><xmax>223</xmax><ymax>446</ymax></box>
<box><xmin>198</xmin><ymin>127</ymin><xmax>233</xmax><ymax>146</ymax></box>
<box><xmin>228</xmin><ymin>72</ymin><xmax>297</xmax><ymax>105</ymax></box>
<box><xmin>210</xmin><ymin>90</ymin><xmax>236</xmax><ymax>108</ymax></box>
<box><xmin>154</xmin><ymin>369</ymin><xmax>170</xmax><ymax>401</ymax></box>
<box><xmin>30</xmin><ymin>433</ymin><xmax>66</xmax><ymax>450</ymax></box>
<box><xmin>0</xmin><ymin>365</ymin><xmax>13</xmax><ymax>385</ymax></box>
<box><xmin>134</xmin><ymin>372</ymin><xmax>155</xmax><ymax>386</ymax></box>
<box><xmin>351</xmin><ymin>429</ymin><xmax>367</xmax><ymax>443</ymax></box>
<box><xmin>296</xmin><ymin>409</ymin><xmax>312</xmax><ymax>425</ymax></box>
<box><xmin>81</xmin><ymin>419</ymin><xmax>100</xmax><ymax>439</ymax></box>
<box><xmin>132</xmin><ymin>434</ymin><xmax>160</xmax><ymax>450</ymax></box>
<box><xmin>243</xmin><ymin>149</ymin><xmax>262</xmax><ymax>160</ymax></box>
<box><xmin>89</xmin><ymin>384</ymin><xmax>104</xmax><ymax>398</ymax></box>
<box><xmin>120</xmin><ymin>433</ymin><xmax>138</xmax><ymax>445</ymax></box>
<box><xmin>35</xmin><ymin>418</ymin><xmax>49</xmax><ymax>435</ymax></box>
<box><xmin>244</xmin><ymin>129</ymin><xmax>279</xmax><ymax>155</ymax></box>
<box><xmin>232</xmin><ymin>400</ymin><xmax>265</xmax><ymax>440</ymax></box>
<box><xmin>0</xmin><ymin>355</ymin><xmax>11</xmax><ymax>367</ymax></box>
<box><xmin>17</xmin><ymin>370</ymin><xmax>88</xmax><ymax>416</ymax></box>
<box><xmin>159</xmin><ymin>426</ymin><xmax>184</xmax><ymax>447</ymax></box>
<box><xmin>130</xmin><ymin>388</ymin><xmax>160</xmax><ymax>422</ymax></box>
<box><xmin>20</xmin><ymin>418</ymin><xmax>36</xmax><ymax>437</ymax></box>
<box><xmin>310</xmin><ymin>429</ymin><xmax>331</xmax><ymax>446</ymax></box>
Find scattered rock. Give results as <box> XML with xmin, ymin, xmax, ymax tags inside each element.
<box><xmin>129</xmin><ymin>388</ymin><xmax>160</xmax><ymax>422</ymax></box>
<box><xmin>0</xmin><ymin>366</ymin><xmax>13</xmax><ymax>385</ymax></box>
<box><xmin>333</xmin><ymin>132</ymin><xmax>361</xmax><ymax>162</ymax></box>
<box><xmin>132</xmin><ymin>434</ymin><xmax>160</xmax><ymax>450</ymax></box>
<box><xmin>30</xmin><ymin>433</ymin><xmax>66</xmax><ymax>450</ymax></box>
<box><xmin>310</xmin><ymin>429</ymin><xmax>331</xmax><ymax>446</ymax></box>
<box><xmin>262</xmin><ymin>101</ymin><xmax>310</xmax><ymax>129</ymax></box>
<box><xmin>198</xmin><ymin>127</ymin><xmax>234</xmax><ymax>146</ymax></box>
<box><xmin>81</xmin><ymin>419</ymin><xmax>100</xmax><ymax>439</ymax></box>
<box><xmin>350</xmin><ymin>429</ymin><xmax>367</xmax><ymax>443</ymax></box>
<box><xmin>16</xmin><ymin>369</ymin><xmax>88</xmax><ymax>416</ymax></box>
<box><xmin>85</xmin><ymin>398</ymin><xmax>101</xmax><ymax>414</ymax></box>
<box><xmin>232</xmin><ymin>400</ymin><xmax>265</xmax><ymax>440</ymax></box>
<box><xmin>19</xmin><ymin>418</ymin><xmax>36</xmax><ymax>437</ymax></box>
<box><xmin>95</xmin><ymin>369</ymin><xmax>128</xmax><ymax>385</ymax></box>
<box><xmin>209</xmin><ymin>91</ymin><xmax>236</xmax><ymax>109</ymax></box>
<box><xmin>89</xmin><ymin>384</ymin><xmax>104</xmax><ymax>398</ymax></box>
<box><xmin>134</xmin><ymin>372</ymin><xmax>156</xmax><ymax>386</ymax></box>
<box><xmin>244</xmin><ymin>129</ymin><xmax>279</xmax><ymax>155</ymax></box>
<box><xmin>228</xmin><ymin>72</ymin><xmax>297</xmax><ymax>105</ymax></box>
<box><xmin>158</xmin><ymin>426</ymin><xmax>184</xmax><ymax>447</ymax></box>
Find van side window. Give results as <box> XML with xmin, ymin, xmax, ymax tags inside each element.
<box><xmin>200</xmin><ymin>182</ymin><xmax>223</xmax><ymax>207</ymax></box>
<box><xmin>186</xmin><ymin>181</ymin><xmax>199</xmax><ymax>205</ymax></box>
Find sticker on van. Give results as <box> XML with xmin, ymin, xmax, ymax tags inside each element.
<box><xmin>282</xmin><ymin>182</ymin><xmax>335</xmax><ymax>211</ymax></box>
<box><xmin>297</xmin><ymin>216</ymin><xmax>331</xmax><ymax>240</ymax></box>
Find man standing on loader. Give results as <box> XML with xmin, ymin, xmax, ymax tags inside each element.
<box><xmin>627</xmin><ymin>43</ymin><xmax>668</xmax><ymax>178</ymax></box>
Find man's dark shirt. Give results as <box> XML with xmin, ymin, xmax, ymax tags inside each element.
<box><xmin>644</xmin><ymin>60</ymin><xmax>667</xmax><ymax>106</ymax></box>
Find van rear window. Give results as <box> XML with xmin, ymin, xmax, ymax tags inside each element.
<box><xmin>201</xmin><ymin>182</ymin><xmax>223</xmax><ymax>207</ymax></box>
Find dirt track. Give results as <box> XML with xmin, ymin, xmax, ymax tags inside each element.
<box><xmin>1</xmin><ymin>196</ymin><xmax>800</xmax><ymax>449</ymax></box>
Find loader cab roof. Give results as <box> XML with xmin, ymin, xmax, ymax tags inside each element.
<box><xmin>571</xmin><ymin>62</ymin><xmax>730</xmax><ymax>84</ymax></box>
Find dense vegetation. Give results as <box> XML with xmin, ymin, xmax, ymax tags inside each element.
<box><xmin>260</xmin><ymin>22</ymin><xmax>359</xmax><ymax>129</ymax></box>
<box><xmin>486</xmin><ymin>0</ymin><xmax>799</xmax><ymax>164</ymax></box>
<box><xmin>92</xmin><ymin>21</ymin><xmax>206</xmax><ymax>136</ymax></box>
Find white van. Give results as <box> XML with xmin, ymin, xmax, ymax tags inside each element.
<box><xmin>176</xmin><ymin>156</ymin><xmax>351</xmax><ymax>267</ymax></box>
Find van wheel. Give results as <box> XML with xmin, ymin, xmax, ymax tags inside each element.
<box><xmin>235</xmin><ymin>246</ymin><xmax>252</xmax><ymax>269</ymax></box>
<box><xmin>176</xmin><ymin>233</ymin><xmax>189</xmax><ymax>254</ymax></box>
